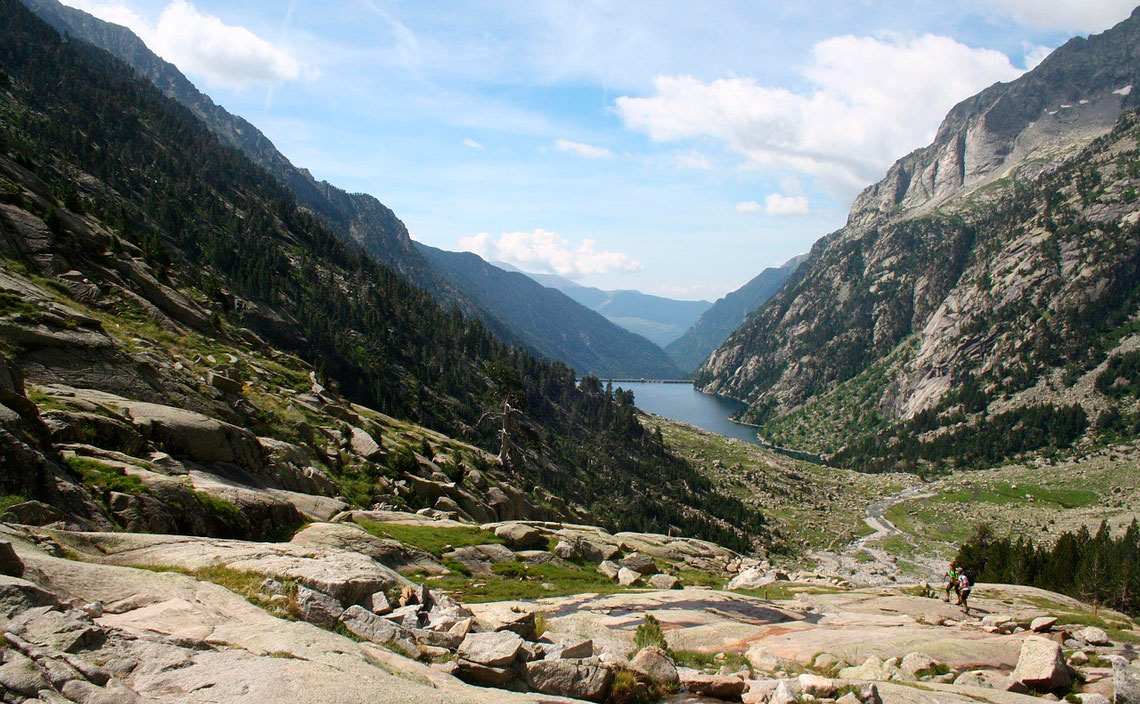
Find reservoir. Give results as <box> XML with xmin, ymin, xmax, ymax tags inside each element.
<box><xmin>609</xmin><ymin>381</ymin><xmax>760</xmax><ymax>444</ymax></box>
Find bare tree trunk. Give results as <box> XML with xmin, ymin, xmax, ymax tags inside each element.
<box><xmin>497</xmin><ymin>400</ymin><xmax>515</xmax><ymax>470</ymax></box>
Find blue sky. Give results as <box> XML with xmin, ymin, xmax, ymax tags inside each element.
<box><xmin>62</xmin><ymin>0</ymin><xmax>1138</xmax><ymax>300</ymax></box>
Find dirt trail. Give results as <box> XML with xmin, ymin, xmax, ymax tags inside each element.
<box><xmin>809</xmin><ymin>483</ymin><xmax>946</xmax><ymax>585</ymax></box>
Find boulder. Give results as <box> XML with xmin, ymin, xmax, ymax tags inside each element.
<box><xmin>836</xmin><ymin>694</ymin><xmax>861</xmax><ymax>704</ymax></box>
<box><xmin>812</xmin><ymin>652</ymin><xmax>844</xmax><ymax>672</ymax></box>
<box><xmin>796</xmin><ymin>673</ymin><xmax>836</xmax><ymax>698</ymax></box>
<box><xmin>900</xmin><ymin>652</ymin><xmax>941</xmax><ymax>678</ymax></box>
<box><xmin>552</xmin><ymin>540</ymin><xmax>578</xmax><ymax>560</ymax></box>
<box><xmin>768</xmin><ymin>681</ymin><xmax>798</xmax><ymax>704</ymax></box>
<box><xmin>1031</xmin><ymin>616</ymin><xmax>1058</xmax><ymax>633</ymax></box>
<box><xmin>573</xmin><ymin>538</ymin><xmax>620</xmax><ymax>563</ymax></box>
<box><xmin>1076</xmin><ymin>626</ymin><xmax>1111</xmax><ymax>646</ymax></box>
<box><xmin>838</xmin><ymin>655</ymin><xmax>907</xmax><ymax>682</ymax></box>
<box><xmin>1073</xmin><ymin>694</ymin><xmax>1110</xmax><ymax>704</ymax></box>
<box><xmin>442</xmin><ymin>544</ymin><xmax>517</xmax><ymax>575</ymax></box>
<box><xmin>1113</xmin><ymin>655</ymin><xmax>1140</xmax><ymax>704</ymax></box>
<box><xmin>617</xmin><ymin>567</ymin><xmax>642</xmax><ymax>586</ymax></box>
<box><xmin>0</xmin><ymin>650</ymin><xmax>51</xmax><ymax>698</ymax></box>
<box><xmin>1012</xmin><ymin>636</ymin><xmax>1070</xmax><ymax>692</ymax></box>
<box><xmin>954</xmin><ymin>670</ymin><xmax>1003</xmax><ymax>688</ymax></box>
<box><xmin>557</xmin><ymin>639</ymin><xmax>594</xmax><ymax>660</ymax></box>
<box><xmin>480</xmin><ymin>607</ymin><xmax>536</xmax><ymax>640</ymax></box>
<box><xmin>524</xmin><ymin>660</ymin><xmax>613</xmax><ymax>702</ymax></box>
<box><xmin>726</xmin><ymin>567</ymin><xmax>778</xmax><ymax>591</ymax></box>
<box><xmin>368</xmin><ymin>590</ymin><xmax>391</xmax><ymax>615</ymax></box>
<box><xmin>1069</xmin><ymin>651</ymin><xmax>1089</xmax><ymax>666</ymax></box>
<box><xmin>1</xmin><ymin>500</ymin><xmax>67</xmax><ymax>526</ymax></box>
<box><xmin>0</xmin><ymin>541</ymin><xmax>24</xmax><ymax>577</ymax></box>
<box><xmin>678</xmin><ymin>668</ymin><xmax>746</xmax><ymax>700</ymax></box>
<box><xmin>339</xmin><ymin>606</ymin><xmax>415</xmax><ymax>652</ymax></box>
<box><xmin>628</xmin><ymin>646</ymin><xmax>679</xmax><ymax>686</ymax></box>
<box><xmin>597</xmin><ymin>560</ymin><xmax>620</xmax><ymax>579</ymax></box>
<box><xmin>295</xmin><ymin>586</ymin><xmax>343</xmax><ymax>629</ymax></box>
<box><xmin>456</xmin><ymin>660</ymin><xmax>513</xmax><ymax>687</ymax></box>
<box><xmin>344</xmin><ymin>426</ymin><xmax>381</xmax><ymax>461</ymax></box>
<box><xmin>457</xmin><ymin>631</ymin><xmax>524</xmax><ymax>668</ymax></box>
<box><xmin>494</xmin><ymin>523</ymin><xmax>547</xmax><ymax>550</ymax></box>
<box><xmin>618</xmin><ymin>552</ymin><xmax>659</xmax><ymax>575</ymax></box>
<box><xmin>648</xmin><ymin>574</ymin><xmax>681</xmax><ymax>590</ymax></box>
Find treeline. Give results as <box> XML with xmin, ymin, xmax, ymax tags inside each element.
<box><xmin>954</xmin><ymin>521</ymin><xmax>1140</xmax><ymax>617</ymax></box>
<box><xmin>0</xmin><ymin>0</ymin><xmax>768</xmax><ymax>551</ymax></box>
<box><xmin>832</xmin><ymin>400</ymin><xmax>1087</xmax><ymax>475</ymax></box>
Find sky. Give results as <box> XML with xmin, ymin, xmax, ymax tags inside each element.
<box><xmin>59</xmin><ymin>0</ymin><xmax>1139</xmax><ymax>300</ymax></box>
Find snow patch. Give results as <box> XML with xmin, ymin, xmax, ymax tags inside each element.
<box><xmin>1079</xmin><ymin>99</ymin><xmax>1089</xmax><ymax>105</ymax></box>
<box><xmin>1114</xmin><ymin>85</ymin><xmax>1133</xmax><ymax>96</ymax></box>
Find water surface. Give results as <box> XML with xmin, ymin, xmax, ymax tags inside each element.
<box><xmin>612</xmin><ymin>381</ymin><xmax>759</xmax><ymax>444</ymax></box>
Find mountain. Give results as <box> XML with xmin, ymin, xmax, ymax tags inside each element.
<box><xmin>0</xmin><ymin>0</ymin><xmax>764</xmax><ymax>549</ymax></box>
<box><xmin>696</xmin><ymin>9</ymin><xmax>1140</xmax><ymax>471</ymax></box>
<box><xmin>17</xmin><ymin>0</ymin><xmax>677</xmax><ymax>379</ymax></box>
<box><xmin>416</xmin><ymin>244</ymin><xmax>682</xmax><ymax>378</ymax></box>
<box><xmin>665</xmin><ymin>255</ymin><xmax>804</xmax><ymax>373</ymax></box>
<box><xmin>496</xmin><ymin>264</ymin><xmax>712</xmax><ymax>349</ymax></box>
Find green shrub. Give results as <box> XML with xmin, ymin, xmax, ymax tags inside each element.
<box><xmin>633</xmin><ymin>614</ymin><xmax>668</xmax><ymax>651</ymax></box>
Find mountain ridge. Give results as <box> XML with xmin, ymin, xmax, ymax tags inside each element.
<box><xmin>16</xmin><ymin>0</ymin><xmax>679</xmax><ymax>379</ymax></box>
<box><xmin>696</xmin><ymin>9</ymin><xmax>1140</xmax><ymax>469</ymax></box>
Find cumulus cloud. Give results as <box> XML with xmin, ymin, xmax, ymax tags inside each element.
<box><xmin>462</xmin><ymin>137</ymin><xmax>485</xmax><ymax>150</ymax></box>
<box><xmin>616</xmin><ymin>34</ymin><xmax>1025</xmax><ymax>197</ymax></box>
<box><xmin>554</xmin><ymin>139</ymin><xmax>615</xmax><ymax>159</ymax></box>
<box><xmin>991</xmin><ymin>0</ymin><xmax>1135</xmax><ymax>33</ymax></box>
<box><xmin>736</xmin><ymin>193</ymin><xmax>811</xmax><ymax>215</ymax></box>
<box><xmin>61</xmin><ymin>0</ymin><xmax>316</xmax><ymax>88</ymax></box>
<box><xmin>1022</xmin><ymin>44</ymin><xmax>1054</xmax><ymax>70</ymax></box>
<box><xmin>459</xmin><ymin>229</ymin><xmax>642</xmax><ymax>278</ymax></box>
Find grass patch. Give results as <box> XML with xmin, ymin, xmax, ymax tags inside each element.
<box><xmin>355</xmin><ymin>518</ymin><xmax>502</xmax><ymax>556</ymax></box>
<box><xmin>854</xmin><ymin>550</ymin><xmax>874</xmax><ymax>563</ymax></box>
<box><xmin>0</xmin><ymin>494</ymin><xmax>27</xmax><ymax>514</ymax></box>
<box><xmin>422</xmin><ymin>560</ymin><xmax>623</xmax><ymax>603</ymax></box>
<box><xmin>137</xmin><ymin>563</ymin><xmax>299</xmax><ymax>619</ymax></box>
<box><xmin>677</xmin><ymin>568</ymin><xmax>724</xmax><ymax>589</ymax></box>
<box><xmin>63</xmin><ymin>456</ymin><xmax>148</xmax><ymax>495</ymax></box>
<box><xmin>193</xmin><ymin>490</ymin><xmax>242</xmax><ymax>521</ymax></box>
<box><xmin>673</xmin><ymin>649</ymin><xmax>751</xmax><ymax>674</ymax></box>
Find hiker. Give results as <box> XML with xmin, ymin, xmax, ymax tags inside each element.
<box><xmin>957</xmin><ymin>571</ymin><xmax>973</xmax><ymax>615</ymax></box>
<box><xmin>943</xmin><ymin>563</ymin><xmax>959</xmax><ymax>602</ymax></box>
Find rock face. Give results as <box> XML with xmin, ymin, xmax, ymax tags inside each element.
<box><xmin>695</xmin><ymin>10</ymin><xmax>1140</xmax><ymax>456</ymax></box>
<box><xmin>1113</xmin><ymin>656</ymin><xmax>1140</xmax><ymax>704</ymax></box>
<box><xmin>678</xmin><ymin>668</ymin><xmax>746</xmax><ymax>700</ymax></box>
<box><xmin>628</xmin><ymin>646</ymin><xmax>679</xmax><ymax>686</ymax></box>
<box><xmin>0</xmin><ymin>541</ymin><xmax>24</xmax><ymax>577</ymax></box>
<box><xmin>457</xmin><ymin>631</ymin><xmax>524</xmax><ymax>668</ymax></box>
<box><xmin>1012</xmin><ymin>636</ymin><xmax>1071</xmax><ymax>692</ymax></box>
<box><xmin>524</xmin><ymin>660</ymin><xmax>613</xmax><ymax>702</ymax></box>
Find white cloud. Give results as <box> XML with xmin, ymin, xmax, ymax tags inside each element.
<box><xmin>674</xmin><ymin>151</ymin><xmax>712</xmax><ymax>170</ymax></box>
<box><xmin>991</xmin><ymin>0</ymin><xmax>1135</xmax><ymax>33</ymax></box>
<box><xmin>462</xmin><ymin>137</ymin><xmax>485</xmax><ymax>150</ymax></box>
<box><xmin>459</xmin><ymin>229</ymin><xmax>642</xmax><ymax>278</ymax></box>
<box><xmin>1022</xmin><ymin>44</ymin><xmax>1054</xmax><ymax>70</ymax></box>
<box><xmin>736</xmin><ymin>193</ymin><xmax>811</xmax><ymax>215</ymax></box>
<box><xmin>554</xmin><ymin>139</ymin><xmax>615</xmax><ymax>159</ymax></box>
<box><xmin>616</xmin><ymin>34</ymin><xmax>1025</xmax><ymax>198</ymax></box>
<box><xmin>764</xmin><ymin>193</ymin><xmax>811</xmax><ymax>215</ymax></box>
<box><xmin>61</xmin><ymin>0</ymin><xmax>317</xmax><ymax>88</ymax></box>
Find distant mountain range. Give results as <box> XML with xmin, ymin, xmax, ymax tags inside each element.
<box><xmin>418</xmin><ymin>246</ymin><xmax>681</xmax><ymax>378</ymax></box>
<box><xmin>17</xmin><ymin>0</ymin><xmax>679</xmax><ymax>379</ymax></box>
<box><xmin>495</xmin><ymin>263</ymin><xmax>711</xmax><ymax>348</ymax></box>
<box><xmin>664</xmin><ymin>255</ymin><xmax>804</xmax><ymax>374</ymax></box>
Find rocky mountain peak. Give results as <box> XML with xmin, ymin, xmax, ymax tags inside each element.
<box><xmin>848</xmin><ymin>8</ymin><xmax>1140</xmax><ymax>230</ymax></box>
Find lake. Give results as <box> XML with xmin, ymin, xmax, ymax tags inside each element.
<box><xmin>611</xmin><ymin>381</ymin><xmax>760</xmax><ymax>444</ymax></box>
